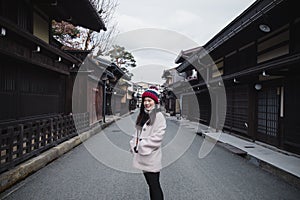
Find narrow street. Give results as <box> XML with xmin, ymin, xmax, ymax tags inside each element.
<box><xmin>1</xmin><ymin>112</ymin><xmax>299</xmax><ymax>200</ymax></box>
<box><xmin>1</xmin><ymin>1</ymin><xmax>300</xmax><ymax>199</ymax></box>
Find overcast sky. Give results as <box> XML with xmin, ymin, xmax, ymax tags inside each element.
<box><xmin>111</xmin><ymin>0</ymin><xmax>256</xmax><ymax>84</ymax></box>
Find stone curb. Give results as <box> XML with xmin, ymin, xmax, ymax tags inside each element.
<box><xmin>202</xmin><ymin>133</ymin><xmax>300</xmax><ymax>190</ymax></box>
<box><xmin>0</xmin><ymin>112</ymin><xmax>133</xmax><ymax>193</ymax></box>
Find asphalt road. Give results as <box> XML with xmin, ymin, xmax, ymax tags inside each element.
<box><xmin>1</xmin><ymin>112</ymin><xmax>299</xmax><ymax>200</ymax></box>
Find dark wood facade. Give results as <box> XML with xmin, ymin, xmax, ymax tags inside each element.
<box><xmin>0</xmin><ymin>0</ymin><xmax>106</xmax><ymax>173</ymax></box>
<box><xmin>0</xmin><ymin>0</ymin><xmax>106</xmax><ymax>124</ymax></box>
<box><xmin>0</xmin><ymin>54</ymin><xmax>66</xmax><ymax>124</ymax></box>
<box><xmin>175</xmin><ymin>0</ymin><xmax>300</xmax><ymax>154</ymax></box>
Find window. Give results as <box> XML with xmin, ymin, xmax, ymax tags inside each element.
<box><xmin>257</xmin><ymin>25</ymin><xmax>289</xmax><ymax>63</ymax></box>
<box><xmin>212</xmin><ymin>58</ymin><xmax>224</xmax><ymax>78</ymax></box>
<box><xmin>17</xmin><ymin>1</ymin><xmax>32</xmax><ymax>32</ymax></box>
<box><xmin>33</xmin><ymin>11</ymin><xmax>49</xmax><ymax>43</ymax></box>
<box><xmin>292</xmin><ymin>18</ymin><xmax>300</xmax><ymax>53</ymax></box>
<box><xmin>224</xmin><ymin>51</ymin><xmax>238</xmax><ymax>75</ymax></box>
<box><xmin>239</xmin><ymin>42</ymin><xmax>256</xmax><ymax>70</ymax></box>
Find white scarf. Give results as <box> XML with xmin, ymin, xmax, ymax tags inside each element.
<box><xmin>144</xmin><ymin>105</ymin><xmax>155</xmax><ymax>114</ymax></box>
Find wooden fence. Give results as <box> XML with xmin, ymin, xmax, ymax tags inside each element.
<box><xmin>0</xmin><ymin>113</ymin><xmax>89</xmax><ymax>173</ymax></box>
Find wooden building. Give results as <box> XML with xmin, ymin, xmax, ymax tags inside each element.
<box><xmin>175</xmin><ymin>0</ymin><xmax>300</xmax><ymax>154</ymax></box>
<box><xmin>0</xmin><ymin>0</ymin><xmax>106</xmax><ymax>173</ymax></box>
<box><xmin>161</xmin><ymin>68</ymin><xmax>185</xmax><ymax>116</ymax></box>
<box><xmin>101</xmin><ymin>62</ymin><xmax>130</xmax><ymax>117</ymax></box>
<box><xmin>85</xmin><ymin>56</ymin><xmax>129</xmax><ymax>124</ymax></box>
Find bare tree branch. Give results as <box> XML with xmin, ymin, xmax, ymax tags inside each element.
<box><xmin>52</xmin><ymin>0</ymin><xmax>119</xmax><ymax>54</ymax></box>
<box><xmin>84</xmin><ymin>0</ymin><xmax>119</xmax><ymax>55</ymax></box>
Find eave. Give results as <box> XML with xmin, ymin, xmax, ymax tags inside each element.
<box><xmin>175</xmin><ymin>46</ymin><xmax>203</xmax><ymax>64</ymax></box>
<box><xmin>203</xmin><ymin>0</ymin><xmax>286</xmax><ymax>53</ymax></box>
<box><xmin>175</xmin><ymin>0</ymin><xmax>294</xmax><ymax>74</ymax></box>
<box><xmin>0</xmin><ymin>17</ymin><xmax>80</xmax><ymax>75</ymax></box>
<box><xmin>34</xmin><ymin>0</ymin><xmax>106</xmax><ymax>32</ymax></box>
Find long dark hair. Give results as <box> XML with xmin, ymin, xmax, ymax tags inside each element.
<box><xmin>136</xmin><ymin>97</ymin><xmax>159</xmax><ymax>127</ymax></box>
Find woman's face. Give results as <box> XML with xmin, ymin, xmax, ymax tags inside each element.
<box><xmin>143</xmin><ymin>97</ymin><xmax>155</xmax><ymax>111</ymax></box>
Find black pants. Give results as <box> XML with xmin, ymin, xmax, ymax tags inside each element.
<box><xmin>143</xmin><ymin>172</ymin><xmax>164</xmax><ymax>200</ymax></box>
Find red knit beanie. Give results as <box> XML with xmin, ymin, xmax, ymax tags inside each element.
<box><xmin>142</xmin><ymin>86</ymin><xmax>159</xmax><ymax>104</ymax></box>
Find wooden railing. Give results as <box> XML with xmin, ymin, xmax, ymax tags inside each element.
<box><xmin>0</xmin><ymin>113</ymin><xmax>89</xmax><ymax>173</ymax></box>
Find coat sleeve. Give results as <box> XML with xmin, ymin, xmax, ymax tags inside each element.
<box><xmin>129</xmin><ymin>131</ymin><xmax>138</xmax><ymax>153</ymax></box>
<box><xmin>138</xmin><ymin>113</ymin><xmax>166</xmax><ymax>155</ymax></box>
<box><xmin>129</xmin><ymin>136</ymin><xmax>136</xmax><ymax>153</ymax></box>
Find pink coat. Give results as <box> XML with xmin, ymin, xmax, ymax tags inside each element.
<box><xmin>130</xmin><ymin>112</ymin><xmax>166</xmax><ymax>172</ymax></box>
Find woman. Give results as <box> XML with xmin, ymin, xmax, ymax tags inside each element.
<box><xmin>130</xmin><ymin>86</ymin><xmax>166</xmax><ymax>200</ymax></box>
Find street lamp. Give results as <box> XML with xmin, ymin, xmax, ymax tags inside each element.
<box><xmin>101</xmin><ymin>74</ymin><xmax>109</xmax><ymax>123</ymax></box>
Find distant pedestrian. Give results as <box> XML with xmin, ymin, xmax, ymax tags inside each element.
<box><xmin>130</xmin><ymin>86</ymin><xmax>166</xmax><ymax>200</ymax></box>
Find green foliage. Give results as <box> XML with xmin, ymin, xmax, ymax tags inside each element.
<box><xmin>107</xmin><ymin>45</ymin><xmax>136</xmax><ymax>69</ymax></box>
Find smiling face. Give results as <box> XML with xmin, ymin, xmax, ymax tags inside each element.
<box><xmin>143</xmin><ymin>97</ymin><xmax>155</xmax><ymax>111</ymax></box>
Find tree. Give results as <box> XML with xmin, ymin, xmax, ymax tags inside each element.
<box><xmin>52</xmin><ymin>0</ymin><xmax>119</xmax><ymax>54</ymax></box>
<box><xmin>86</xmin><ymin>0</ymin><xmax>119</xmax><ymax>54</ymax></box>
<box><xmin>107</xmin><ymin>45</ymin><xmax>137</xmax><ymax>73</ymax></box>
<box><xmin>52</xmin><ymin>21</ymin><xmax>82</xmax><ymax>49</ymax></box>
